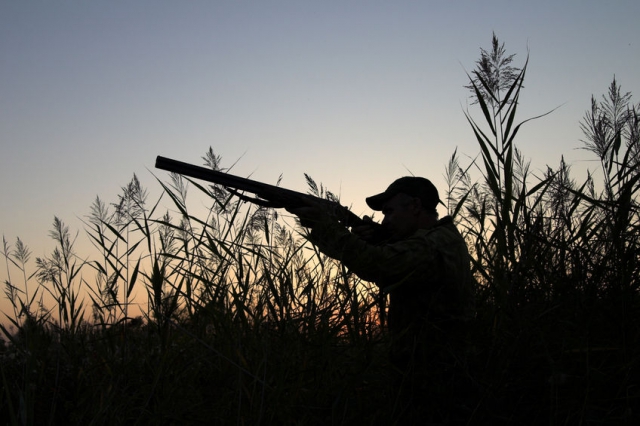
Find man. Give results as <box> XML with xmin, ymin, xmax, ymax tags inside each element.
<box><xmin>287</xmin><ymin>176</ymin><xmax>476</xmax><ymax>420</ymax></box>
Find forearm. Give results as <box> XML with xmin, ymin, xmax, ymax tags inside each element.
<box><xmin>307</xmin><ymin>218</ymin><xmax>425</xmax><ymax>285</ymax></box>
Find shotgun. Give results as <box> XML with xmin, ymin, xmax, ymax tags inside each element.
<box><xmin>155</xmin><ymin>156</ymin><xmax>385</xmax><ymax>236</ymax></box>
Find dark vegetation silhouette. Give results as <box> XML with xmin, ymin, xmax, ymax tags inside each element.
<box><xmin>1</xmin><ymin>35</ymin><xmax>639</xmax><ymax>425</ymax></box>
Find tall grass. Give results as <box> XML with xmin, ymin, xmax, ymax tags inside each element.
<box><xmin>2</xmin><ymin>36</ymin><xmax>639</xmax><ymax>424</ymax></box>
<box><xmin>445</xmin><ymin>34</ymin><xmax>640</xmax><ymax>424</ymax></box>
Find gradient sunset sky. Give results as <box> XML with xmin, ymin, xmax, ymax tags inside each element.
<box><xmin>1</xmin><ymin>1</ymin><xmax>639</xmax><ymax>299</ymax></box>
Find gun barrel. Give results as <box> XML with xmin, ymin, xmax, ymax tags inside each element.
<box><xmin>155</xmin><ymin>155</ymin><xmax>368</xmax><ymax>229</ymax></box>
<box><xmin>155</xmin><ymin>156</ymin><xmax>281</xmax><ymax>195</ymax></box>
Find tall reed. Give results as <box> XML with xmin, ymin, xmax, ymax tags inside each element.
<box><xmin>1</xmin><ymin>35</ymin><xmax>639</xmax><ymax>424</ymax></box>
<box><xmin>446</xmin><ymin>34</ymin><xmax>640</xmax><ymax>424</ymax></box>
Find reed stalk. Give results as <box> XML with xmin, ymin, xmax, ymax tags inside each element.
<box><xmin>1</xmin><ymin>35</ymin><xmax>639</xmax><ymax>424</ymax></box>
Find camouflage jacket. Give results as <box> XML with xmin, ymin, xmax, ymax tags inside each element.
<box><xmin>308</xmin><ymin>216</ymin><xmax>475</xmax><ymax>337</ymax></box>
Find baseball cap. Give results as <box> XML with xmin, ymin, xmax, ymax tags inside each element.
<box><xmin>365</xmin><ymin>176</ymin><xmax>440</xmax><ymax>212</ymax></box>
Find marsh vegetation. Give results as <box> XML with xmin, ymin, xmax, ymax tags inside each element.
<box><xmin>2</xmin><ymin>35</ymin><xmax>639</xmax><ymax>425</ymax></box>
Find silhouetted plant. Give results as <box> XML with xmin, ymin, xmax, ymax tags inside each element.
<box><xmin>2</xmin><ymin>35</ymin><xmax>639</xmax><ymax>425</ymax></box>
<box><xmin>445</xmin><ymin>34</ymin><xmax>640</xmax><ymax>424</ymax></box>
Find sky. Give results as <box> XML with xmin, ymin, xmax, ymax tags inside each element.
<box><xmin>1</xmin><ymin>1</ymin><xmax>639</xmax><ymax>318</ymax></box>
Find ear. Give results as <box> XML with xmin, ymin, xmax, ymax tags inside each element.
<box><xmin>410</xmin><ymin>197</ymin><xmax>422</xmax><ymax>213</ymax></box>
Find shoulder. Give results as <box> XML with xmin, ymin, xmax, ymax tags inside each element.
<box><xmin>410</xmin><ymin>217</ymin><xmax>468</xmax><ymax>257</ymax></box>
<box><xmin>415</xmin><ymin>216</ymin><xmax>461</xmax><ymax>239</ymax></box>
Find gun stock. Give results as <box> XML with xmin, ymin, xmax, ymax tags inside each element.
<box><xmin>155</xmin><ymin>156</ymin><xmax>369</xmax><ymax>229</ymax></box>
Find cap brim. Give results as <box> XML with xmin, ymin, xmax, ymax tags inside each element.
<box><xmin>365</xmin><ymin>192</ymin><xmax>391</xmax><ymax>211</ymax></box>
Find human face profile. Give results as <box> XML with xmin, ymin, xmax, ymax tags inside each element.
<box><xmin>381</xmin><ymin>194</ymin><xmax>421</xmax><ymax>241</ymax></box>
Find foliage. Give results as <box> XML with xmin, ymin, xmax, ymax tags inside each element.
<box><xmin>444</xmin><ymin>34</ymin><xmax>640</xmax><ymax>424</ymax></box>
<box><xmin>2</xmin><ymin>36</ymin><xmax>640</xmax><ymax>425</ymax></box>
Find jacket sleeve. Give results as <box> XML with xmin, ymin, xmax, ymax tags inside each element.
<box><xmin>306</xmin><ymin>218</ymin><xmax>437</xmax><ymax>287</ymax></box>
